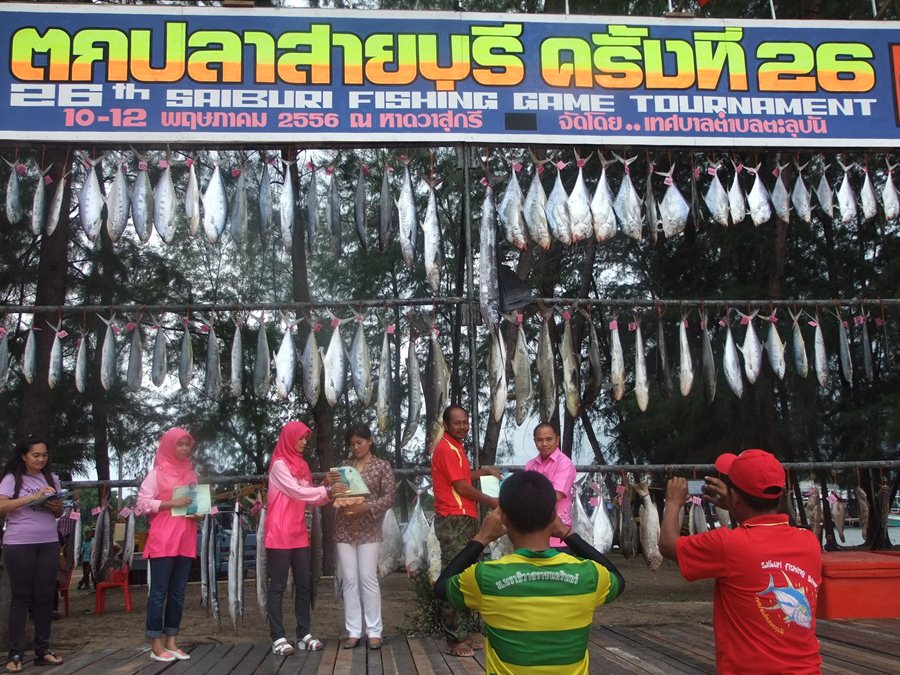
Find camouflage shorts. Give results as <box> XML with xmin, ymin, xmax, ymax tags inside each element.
<box><xmin>434</xmin><ymin>515</ymin><xmax>480</xmax><ymax>642</ymax></box>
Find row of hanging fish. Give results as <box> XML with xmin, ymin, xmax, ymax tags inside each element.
<box><xmin>486</xmin><ymin>303</ymin><xmax>891</xmax><ymax>424</ymax></box>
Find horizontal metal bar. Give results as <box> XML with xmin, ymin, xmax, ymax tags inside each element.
<box><xmin>532</xmin><ymin>298</ymin><xmax>900</xmax><ymax>309</ymax></box>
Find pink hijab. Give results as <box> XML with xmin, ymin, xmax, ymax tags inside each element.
<box><xmin>268</xmin><ymin>421</ymin><xmax>312</xmax><ymax>481</ymax></box>
<box><xmin>153</xmin><ymin>427</ymin><xmax>197</xmax><ymax>498</ymax></box>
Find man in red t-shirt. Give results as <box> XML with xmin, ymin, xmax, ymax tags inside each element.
<box><xmin>430</xmin><ymin>405</ymin><xmax>500</xmax><ymax>657</ymax></box>
<box><xmin>659</xmin><ymin>449</ymin><xmax>822</xmax><ymax>675</ymax></box>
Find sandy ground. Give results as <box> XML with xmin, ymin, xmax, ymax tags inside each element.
<box><xmin>50</xmin><ymin>554</ymin><xmax>714</xmax><ymax>653</ymax></box>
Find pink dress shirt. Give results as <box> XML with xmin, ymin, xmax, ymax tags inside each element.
<box><xmin>524</xmin><ymin>448</ymin><xmax>576</xmax><ymax>548</ymax></box>
<box><xmin>265</xmin><ymin>459</ymin><xmax>329</xmax><ymax>549</ymax></box>
<box><xmin>136</xmin><ymin>469</ymin><xmax>198</xmax><ymax>559</ymax></box>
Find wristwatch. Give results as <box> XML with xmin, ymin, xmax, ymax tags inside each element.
<box><xmin>325</xmin><ymin>484</ymin><xmax>334</xmax><ymax>499</ymax></box>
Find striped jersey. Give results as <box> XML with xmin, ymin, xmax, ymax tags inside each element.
<box><xmin>445</xmin><ymin>547</ymin><xmax>621</xmax><ymax>674</ymax></box>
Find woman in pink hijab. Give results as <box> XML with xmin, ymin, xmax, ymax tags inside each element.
<box><xmin>135</xmin><ymin>428</ymin><xmax>198</xmax><ymax>663</ymax></box>
<box><xmin>266</xmin><ymin>421</ymin><xmax>345</xmax><ymax>656</ymax></box>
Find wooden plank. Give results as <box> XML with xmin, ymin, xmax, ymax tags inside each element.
<box><xmin>311</xmin><ymin>639</ymin><xmax>338</xmax><ymax>675</ymax></box>
<box><xmin>366</xmin><ymin>645</ymin><xmax>384</xmax><ymax>675</ymax></box>
<box><xmin>195</xmin><ymin>643</ymin><xmax>253</xmax><ymax>674</ymax></box>
<box><xmin>165</xmin><ymin>644</ymin><xmax>217</xmax><ymax>674</ymax></box>
<box><xmin>817</xmin><ymin>622</ymin><xmax>900</xmax><ymax>659</ymax></box>
<box><xmin>347</xmin><ymin>645</ymin><xmax>367</xmax><ymax>674</ymax></box>
<box><xmin>606</xmin><ymin>626</ymin><xmax>715</xmax><ymax>674</ymax></box>
<box><xmin>332</xmin><ymin>642</ymin><xmax>354</xmax><ymax>675</ymax></box>
<box><xmin>586</xmin><ymin>639</ymin><xmax>651</xmax><ymax>675</ymax></box>
<box><xmin>589</xmin><ymin>628</ymin><xmax>692</xmax><ymax>675</ymax></box>
<box><xmin>818</xmin><ymin>639</ymin><xmax>900</xmax><ymax>674</ymax></box>
<box><xmin>627</xmin><ymin>626</ymin><xmax>716</xmax><ymax>673</ymax></box>
<box><xmin>229</xmin><ymin>643</ymin><xmax>271</xmax><ymax>675</ymax></box>
<box><xmin>381</xmin><ymin>638</ymin><xmax>417</xmax><ymax>675</ymax></box>
<box><xmin>648</xmin><ymin>624</ymin><xmax>716</xmax><ymax>659</ymax></box>
<box><xmin>405</xmin><ymin>637</ymin><xmax>445</xmax><ymax>675</ymax></box>
<box><xmin>430</xmin><ymin>637</ymin><xmax>482</xmax><ymax>675</ymax></box>
<box><xmin>52</xmin><ymin>648</ymin><xmax>119</xmax><ymax>675</ymax></box>
<box><xmin>91</xmin><ymin>648</ymin><xmax>158</xmax><ymax>675</ymax></box>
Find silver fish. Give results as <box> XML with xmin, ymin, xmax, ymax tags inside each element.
<box><xmin>258</xmin><ymin>158</ymin><xmax>273</xmax><ymax>247</ymax></box>
<box><xmin>105</xmin><ymin>161</ymin><xmax>130</xmax><ymax>243</ymax></box>
<box><xmin>323</xmin><ymin>319</ymin><xmax>347</xmax><ymax>406</ymax></box>
<box><xmin>354</xmin><ymin>163</ymin><xmax>368</xmax><ymax>251</ymax></box>
<box><xmin>546</xmin><ymin>162</ymin><xmax>572</xmax><ymax>245</ymax></box>
<box><xmin>764</xmin><ymin>315</ymin><xmax>786</xmax><ymax>380</ymax></box>
<box><xmin>399</xmin><ymin>334</ymin><xmax>422</xmax><ymax>448</ymax></box>
<box><xmin>728</xmin><ymin>159</ymin><xmax>747</xmax><ymax>225</ymax></box>
<box><xmin>274</xmin><ymin>314</ymin><xmax>298</xmax><ymax>399</ymax></box>
<box><xmin>561</xmin><ymin>314</ymin><xmax>580</xmax><ymax>418</ymax></box>
<box><xmin>723</xmin><ymin>319</ymin><xmax>744</xmax><ymax>399</ymax></box>
<box><xmin>396</xmin><ymin>163</ymin><xmax>417</xmax><ymax>269</ymax></box>
<box><xmin>422</xmin><ymin>179</ymin><xmax>442</xmax><ymax>294</ymax></box>
<box><xmin>813</xmin><ymin>313</ymin><xmax>828</xmax><ymax>388</ymax></box>
<box><xmin>4</xmin><ymin>159</ymin><xmax>23</xmax><ymax>224</ymax></box>
<box><xmin>771</xmin><ymin>162</ymin><xmax>791</xmax><ymax>223</ymax></box>
<box><xmin>791</xmin><ymin>161</ymin><xmax>812</xmax><ymax>224</ymax></box>
<box><xmin>228</xmin><ymin>167</ymin><xmax>248</xmax><ymax>244</ymax></box>
<box><xmin>202</xmin><ymin>160</ymin><xmax>228</xmax><ymax>243</ymax></box>
<box><xmin>479</xmin><ymin>183</ymin><xmax>500</xmax><ymax>333</ymax></box>
<box><xmin>255</xmin><ymin>507</ymin><xmax>268</xmax><ymax>620</ymax></box>
<box><xmin>349</xmin><ymin>319</ymin><xmax>372</xmax><ymax>406</ymax></box>
<box><xmin>618</xmin><ymin>489</ymin><xmax>640</xmax><ymax>559</ymax></box>
<box><xmin>204</xmin><ymin>319</ymin><xmax>221</xmax><ymax>400</ymax></box>
<box><xmin>689</xmin><ymin>500</ymin><xmax>708</xmax><ymax>535</ymax></box>
<box><xmin>613</xmin><ymin>153</ymin><xmax>642</xmax><ymax>241</ymax></box>
<box><xmin>591</xmin><ymin>155</ymin><xmax>617</xmax><ymax>243</ymax></box>
<box><xmin>657</xmin><ymin>163</ymin><xmax>689</xmax><ymax>238</ymax></box>
<box><xmin>882</xmin><ymin>160</ymin><xmax>899</xmax><ymax>221</ymax></box>
<box><xmin>582</xmin><ymin>316</ymin><xmax>603</xmax><ymax>407</ymax></box>
<box><xmin>122</xmin><ymin>511</ymin><xmax>136</xmax><ymax>568</ymax></box>
<box><xmin>207</xmin><ymin>514</ymin><xmax>221</xmax><ymax>627</ymax></box>
<box><xmin>302</xmin><ymin>324</ymin><xmax>322</xmax><ymax>406</ymax></box>
<box><xmin>678</xmin><ymin>314</ymin><xmax>694</xmax><ymax>397</ymax></box>
<box><xmin>44</xmin><ymin>170</ymin><xmax>68</xmax><ymax>236</ymax></box>
<box><xmin>703</xmin><ymin>162</ymin><xmax>729</xmax><ymax>227</ymax></box>
<box><xmin>75</xmin><ymin>334</ymin><xmax>88</xmax><ymax>393</ymax></box>
<box><xmin>376</xmin><ymin>330</ymin><xmax>392</xmax><ymax>433</ymax></box>
<box><xmin>126</xmin><ymin>323</ymin><xmax>143</xmax><ymax>392</ymax></box>
<box><xmin>836</xmin><ymin>160</ymin><xmax>858</xmax><ymax>224</ymax></box>
<box><xmin>788</xmin><ymin>310</ymin><xmax>808</xmax><ymax>379</ymax></box>
<box><xmin>837</xmin><ymin>313</ymin><xmax>853</xmax><ymax>386</ymax></box>
<box><xmin>568</xmin><ymin>151</ymin><xmax>594</xmax><ymax>242</ymax></box>
<box><xmin>378</xmin><ymin>164</ymin><xmax>392</xmax><ymax>253</ymax></box>
<box><xmin>645</xmin><ymin>159</ymin><xmax>661</xmax><ymax>244</ymax></box>
<box><xmin>856</xmin><ymin>487</ymin><xmax>869</xmax><ymax>542</ymax></box>
<box><xmin>498</xmin><ymin>160</ymin><xmax>528</xmax><ymax>251</ymax></box>
<box><xmin>700</xmin><ymin>309</ymin><xmax>716</xmax><ymax>404</ymax></box>
<box><xmin>147</xmin><ymin>322</ymin><xmax>167</xmax><ymax>389</ymax></box>
<box><xmin>657</xmin><ymin>317</ymin><xmax>674</xmax><ymax>400</ymax></box>
<box><xmin>830</xmin><ymin>495</ymin><xmax>846</xmax><ymax>543</ymax></box>
<box><xmin>739</xmin><ymin>311</ymin><xmax>762</xmax><ymax>385</ymax></box>
<box><xmin>253</xmin><ymin>317</ymin><xmax>270</xmax><ymax>397</ymax></box>
<box><xmin>98</xmin><ymin>314</ymin><xmax>117</xmax><ymax>391</ymax></box>
<box><xmin>47</xmin><ymin>320</ymin><xmax>63</xmax><ymax>390</ymax></box>
<box><xmin>860</xmin><ymin>164</ymin><xmax>878</xmax><ymax>221</ymax></box>
<box><xmin>305</xmin><ymin>161</ymin><xmax>319</xmax><ymax>251</ymax></box>
<box><xmin>814</xmin><ymin>161</ymin><xmax>834</xmax><ymax>219</ymax></box>
<box><xmin>90</xmin><ymin>506</ymin><xmax>112</xmax><ymax>584</ymax></box>
<box><xmin>131</xmin><ymin>155</ymin><xmax>153</xmax><ymax>243</ymax></box>
<box><xmin>512</xmin><ymin>321</ymin><xmax>533</xmax><ymax>425</ymax></box>
<box><xmin>537</xmin><ymin>314</ymin><xmax>557</xmax><ymax>422</ymax></box>
<box><xmin>610</xmin><ymin>316</ymin><xmax>626</xmax><ymax>401</ymax></box>
<box><xmin>523</xmin><ymin>160</ymin><xmax>551</xmax><ymax>250</ymax></box>
<box><xmin>79</xmin><ymin>155</ymin><xmax>104</xmax><ymax>241</ymax></box>
<box><xmin>185</xmin><ymin>158</ymin><xmax>201</xmax><ymax>237</ymax></box>
<box><xmin>30</xmin><ymin>166</ymin><xmax>52</xmax><ymax>237</ymax></box>
<box><xmin>200</xmin><ymin>515</ymin><xmax>210</xmax><ymax>609</ymax></box>
<box><xmin>230</xmin><ymin>319</ymin><xmax>243</xmax><ymax>398</ymax></box>
<box><xmin>179</xmin><ymin>322</ymin><xmax>193</xmax><ymax>390</ymax></box>
<box><xmin>153</xmin><ymin>159</ymin><xmax>177</xmax><ymax>243</ymax></box>
<box><xmin>279</xmin><ymin>159</ymin><xmax>296</xmax><ymax>253</ymax></box>
<box><xmin>634</xmin><ymin>316</ymin><xmax>649</xmax><ymax>412</ymax></box>
<box><xmin>227</xmin><ymin>503</ymin><xmax>243</xmax><ymax>630</ymax></box>
<box><xmin>326</xmin><ymin>168</ymin><xmax>341</xmax><ymax>258</ymax></box>
<box><xmin>23</xmin><ymin>324</ymin><xmax>37</xmax><ymax>385</ymax></box>
<box><xmin>634</xmin><ymin>482</ymin><xmax>663</xmax><ymax>572</ymax></box>
<box><xmin>488</xmin><ymin>329</ymin><xmax>508</xmax><ymax>423</ymax></box>
<box><xmin>427</xmin><ymin>326</ymin><xmax>450</xmax><ymax>431</ymax></box>
<box><xmin>745</xmin><ymin>164</ymin><xmax>772</xmax><ymax>226</ymax></box>
<box><xmin>860</xmin><ymin>309</ymin><xmax>873</xmax><ymax>383</ymax></box>
<box><xmin>591</xmin><ymin>494</ymin><xmax>614</xmax><ymax>554</ymax></box>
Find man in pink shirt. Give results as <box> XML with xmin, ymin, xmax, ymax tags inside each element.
<box><xmin>523</xmin><ymin>423</ymin><xmax>576</xmax><ymax>551</ymax></box>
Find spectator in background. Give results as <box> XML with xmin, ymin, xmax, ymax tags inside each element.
<box><xmin>524</xmin><ymin>422</ymin><xmax>576</xmax><ymax>552</ymax></box>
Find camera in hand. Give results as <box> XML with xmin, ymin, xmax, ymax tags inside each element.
<box><xmin>687</xmin><ymin>479</ymin><xmax>706</xmax><ymax>496</ymax></box>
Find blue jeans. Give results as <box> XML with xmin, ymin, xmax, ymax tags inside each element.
<box><xmin>145</xmin><ymin>555</ymin><xmax>193</xmax><ymax>639</ymax></box>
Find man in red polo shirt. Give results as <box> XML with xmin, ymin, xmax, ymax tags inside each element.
<box><xmin>431</xmin><ymin>405</ymin><xmax>500</xmax><ymax>657</ymax></box>
<box><xmin>659</xmin><ymin>449</ymin><xmax>822</xmax><ymax>675</ymax></box>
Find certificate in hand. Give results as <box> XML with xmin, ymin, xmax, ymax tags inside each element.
<box><xmin>330</xmin><ymin>466</ymin><xmax>370</xmax><ymax>497</ymax></box>
<box><xmin>171</xmin><ymin>484</ymin><xmax>212</xmax><ymax>516</ymax></box>
<box><xmin>479</xmin><ymin>476</ymin><xmax>501</xmax><ymax>499</ymax></box>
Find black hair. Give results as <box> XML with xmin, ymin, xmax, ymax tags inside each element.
<box><xmin>345</xmin><ymin>424</ymin><xmax>377</xmax><ymax>458</ymax></box>
<box><xmin>442</xmin><ymin>405</ymin><xmax>468</xmax><ymax>426</ymax></box>
<box><xmin>498</xmin><ymin>470</ymin><xmax>557</xmax><ymax>534</ymax></box>
<box><xmin>725</xmin><ymin>477</ymin><xmax>781</xmax><ymax>513</ymax></box>
<box><xmin>532</xmin><ymin>422</ymin><xmax>559</xmax><ymax>438</ymax></box>
<box><xmin>2</xmin><ymin>436</ymin><xmax>54</xmax><ymax>500</ymax></box>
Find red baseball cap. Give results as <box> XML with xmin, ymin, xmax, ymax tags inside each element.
<box><xmin>714</xmin><ymin>449</ymin><xmax>785</xmax><ymax>499</ymax></box>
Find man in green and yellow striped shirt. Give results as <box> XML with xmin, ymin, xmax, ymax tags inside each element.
<box><xmin>434</xmin><ymin>470</ymin><xmax>625</xmax><ymax>675</ymax></box>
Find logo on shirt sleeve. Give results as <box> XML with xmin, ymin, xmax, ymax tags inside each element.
<box><xmin>756</xmin><ymin>572</ymin><xmax>813</xmax><ymax>630</ymax></box>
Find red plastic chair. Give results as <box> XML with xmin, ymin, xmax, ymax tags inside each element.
<box><xmin>57</xmin><ymin>566</ymin><xmax>74</xmax><ymax>618</ymax></box>
<box><xmin>94</xmin><ymin>564</ymin><xmax>133</xmax><ymax>615</ymax></box>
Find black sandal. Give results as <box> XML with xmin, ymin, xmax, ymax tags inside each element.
<box><xmin>34</xmin><ymin>651</ymin><xmax>63</xmax><ymax>666</ymax></box>
<box><xmin>5</xmin><ymin>654</ymin><xmax>22</xmax><ymax>673</ymax></box>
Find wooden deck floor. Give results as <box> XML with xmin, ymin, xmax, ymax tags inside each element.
<box><xmin>33</xmin><ymin>619</ymin><xmax>900</xmax><ymax>674</ymax></box>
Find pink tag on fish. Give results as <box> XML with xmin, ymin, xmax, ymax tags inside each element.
<box><xmin>562</xmin><ymin>310</ymin><xmax>571</xmax><ymax>321</ymax></box>
<box><xmin>362</xmin><ymin>165</ymin><xmax>370</xmax><ymax>176</ymax></box>
<box><xmin>768</xmin><ymin>314</ymin><xmax>778</xmax><ymax>323</ymax></box>
<box><xmin>325</xmin><ymin>166</ymin><xmax>334</xmax><ymax>176</ymax></box>
<box><xmin>808</xmin><ymin>320</ymin><xmax>818</xmax><ymax>327</ymax></box>
<box><xmin>119</xmin><ymin>506</ymin><xmax>133</xmax><ymax>518</ymax></box>
<box><xmin>159</xmin><ymin>159</ymin><xmax>169</xmax><ymax>169</ymax></box>
<box><xmin>589</xmin><ymin>497</ymin><xmax>598</xmax><ymax>507</ymax></box>
<box><xmin>683</xmin><ymin>318</ymin><xmax>689</xmax><ymax>327</ymax></box>
<box><xmin>185</xmin><ymin>158</ymin><xmax>193</xmax><ymax>167</ymax></box>
<box><xmin>842</xmin><ymin>320</ymin><xmax>848</xmax><ymax>328</ymax></box>
<box><xmin>853</xmin><ymin>315</ymin><xmax>864</xmax><ymax>326</ymax></box>
<box><xmin>249</xmin><ymin>501</ymin><xmax>262</xmax><ymax>517</ymax></box>
<box><xmin>576</xmin><ymin>158</ymin><xmax>586</xmax><ymax>168</ymax></box>
<box><xmin>43</xmin><ymin>175</ymin><xmax>53</xmax><ymax>186</ymax></box>
<box><xmin>111</xmin><ymin>325</ymin><xmax>121</xmax><ymax>335</ymax></box>
<box><xmin>717</xmin><ymin>319</ymin><xmax>727</xmax><ymax>327</ymax></box>
<box><xmin>691</xmin><ymin>496</ymin><xmax>703</xmax><ymax>506</ymax></box>
<box><xmin>69</xmin><ymin>510</ymin><xmax>81</xmax><ymax>521</ymax></box>
<box><xmin>15</xmin><ymin>164</ymin><xmax>26</xmax><ymax>175</ymax></box>
<box><xmin>740</xmin><ymin>315</ymin><xmax>750</xmax><ymax>325</ymax></box>
<box><xmin>556</xmin><ymin>160</ymin><xmax>567</xmax><ymax>171</ymax></box>
<box><xmin>826</xmin><ymin>493</ymin><xmax>838</xmax><ymax>505</ymax></box>
<box><xmin>516</xmin><ymin>313</ymin><xmax>523</xmax><ymax>324</ymax></box>
<box><xmin>386</xmin><ymin>324</ymin><xmax>395</xmax><ymax>334</ymax></box>
<box><xmin>200</xmin><ymin>324</ymin><xmax>209</xmax><ymax>334</ymax></box>
<box><xmin>314</xmin><ymin>322</ymin><xmax>323</xmax><ymax>332</ymax></box>
<box><xmin>57</xmin><ymin>330</ymin><xmax>68</xmax><ymax>339</ymax></box>
<box><xmin>125</xmin><ymin>322</ymin><xmax>136</xmax><ymax>331</ymax></box>
<box><xmin>692</xmin><ymin>167</ymin><xmax>701</xmax><ymax>179</ymax></box>
<box><xmin>510</xmin><ymin>162</ymin><xmax>520</xmax><ymax>174</ymax></box>
<box><xmin>875</xmin><ymin>317</ymin><xmax>884</xmax><ymax>327</ymax></box>
<box><xmin>628</xmin><ymin>322</ymin><xmax>636</xmax><ymax>331</ymax></box>
<box><xmin>609</xmin><ymin>320</ymin><xmax>618</xmax><ymax>330</ymax></box>
<box><xmin>772</xmin><ymin>166</ymin><xmax>780</xmax><ymax>177</ymax></box>
<box><xmin>591</xmin><ymin>482</ymin><xmax>600</xmax><ymax>492</ymax></box>
<box><xmin>624</xmin><ymin>165</ymin><xmax>630</xmax><ymax>176</ymax></box>
<box><xmin>330</xmin><ymin>318</ymin><xmax>340</xmax><ymax>328</ymax></box>
<box><xmin>537</xmin><ymin>164</ymin><xmax>545</xmax><ymax>175</ymax></box>
<box><xmin>615</xmin><ymin>486</ymin><xmax>626</xmax><ymax>496</ymax></box>
<box><xmin>664</xmin><ymin>176</ymin><xmax>674</xmax><ymax>186</ymax></box>
<box><xmin>707</xmin><ymin>166</ymin><xmax>718</xmax><ymax>176</ymax></box>
<box><xmin>231</xmin><ymin>168</ymin><xmax>241</xmax><ymax>178</ymax></box>
<box><xmin>0</xmin><ymin>328</ymin><xmax>6</xmax><ymax>338</ymax></box>
<box><xmin>91</xmin><ymin>506</ymin><xmax>102</xmax><ymax>516</ymax></box>
<box><xmin>209</xmin><ymin>506</ymin><xmax>219</xmax><ymax>515</ymax></box>
<box><xmin>138</xmin><ymin>161</ymin><xmax>148</xmax><ymax>171</ymax></box>
<box><xmin>479</xmin><ymin>176</ymin><xmax>489</xmax><ymax>186</ymax></box>
<box><xmin>82</xmin><ymin>159</ymin><xmax>92</xmax><ymax>169</ymax></box>
<box><xmin>736</xmin><ymin>163</ymin><xmax>744</xmax><ymax>173</ymax></box>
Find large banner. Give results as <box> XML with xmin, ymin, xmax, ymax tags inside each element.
<box><xmin>2</xmin><ymin>3</ymin><xmax>899</xmax><ymax>147</ymax></box>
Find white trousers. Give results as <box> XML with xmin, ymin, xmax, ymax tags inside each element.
<box><xmin>336</xmin><ymin>541</ymin><xmax>383</xmax><ymax>638</ymax></box>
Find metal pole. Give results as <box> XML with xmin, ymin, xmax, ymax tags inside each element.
<box><xmin>462</xmin><ymin>145</ymin><xmax>480</xmax><ymax>468</ymax></box>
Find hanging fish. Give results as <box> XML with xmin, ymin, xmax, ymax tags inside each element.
<box><xmin>609</xmin><ymin>315</ymin><xmax>626</xmax><ymax>401</ymax></box>
<box><xmin>788</xmin><ymin>309</ymin><xmax>808</xmax><ymax>378</ymax></box>
<box><xmin>860</xmin><ymin>162</ymin><xmax>878</xmax><ymax>221</ymax></box>
<box><xmin>305</xmin><ymin>160</ymin><xmax>319</xmax><ymax>252</ymax></box>
<box><xmin>279</xmin><ymin>157</ymin><xmax>296</xmax><ymax>253</ymax></box>
<box><xmin>764</xmin><ymin>314</ymin><xmax>786</xmax><ymax>380</ymax></box>
<box><xmin>302</xmin><ymin>321</ymin><xmax>322</xmax><ymax>406</ymax></box>
<box><xmin>568</xmin><ymin>150</ymin><xmax>594</xmax><ymax>243</ymax></box>
<box><xmin>812</xmin><ymin>312</ymin><xmax>828</xmax><ymax>388</ymax></box>
<box><xmin>837</xmin><ymin>312</ymin><xmax>853</xmax><ymax>387</ymax></box>
<box><xmin>689</xmin><ymin>160</ymin><xmax>705</xmax><ymax>231</ymax></box>
<box><xmin>376</xmin><ymin>329</ymin><xmax>392</xmax><ymax>433</ymax></box>
<box><xmin>645</xmin><ymin>157</ymin><xmax>661</xmax><ymax>243</ymax></box>
<box><xmin>326</xmin><ymin>167</ymin><xmax>342</xmax><ymax>258</ymax></box>
<box><xmin>230</xmin><ymin>318</ymin><xmax>243</xmax><ymax>398</ymax></box>
<box><xmin>126</xmin><ymin>322</ymin><xmax>143</xmax><ymax>393</ymax></box>
<box><xmin>75</xmin><ymin>333</ymin><xmax>88</xmax><ymax>393</ymax></box>
<box><xmin>274</xmin><ymin>313</ymin><xmax>298</xmax><ymax>399</ymax></box>
<box><xmin>677</xmin><ymin>313</ymin><xmax>694</xmax><ymax>397</ymax></box>
<box><xmin>202</xmin><ymin>159</ymin><xmax>228</xmax><ymax>243</ymax></box>
<box><xmin>723</xmin><ymin>317</ymin><xmax>744</xmax><ymax>399</ymax></box>
<box><xmin>323</xmin><ymin>317</ymin><xmax>347</xmax><ymax>407</ymax></box>
<box><xmin>814</xmin><ymin>159</ymin><xmax>834</xmax><ymax>219</ymax></box>
<box><xmin>22</xmin><ymin>324</ymin><xmax>37</xmax><ymax>385</ymax></box>
<box><xmin>738</xmin><ymin>311</ymin><xmax>762</xmax><ymax>385</ymax></box>
<box><xmin>150</xmin><ymin>319</ymin><xmax>167</xmax><ymax>388</ymax></box>
<box><xmin>487</xmin><ymin>328</ymin><xmax>508</xmax><ymax>423</ymax></box>
<box><xmin>44</xmin><ymin>169</ymin><xmax>69</xmax><ymax>236</ymax></box>
<box><xmin>227</xmin><ymin>166</ymin><xmax>248</xmax><ymax>245</ymax></box>
<box><xmin>656</xmin><ymin>163</ymin><xmax>689</xmax><ymax>238</ymax></box>
<box><xmin>396</xmin><ymin>161</ymin><xmax>418</xmax><ymax>269</ymax></box>
<box><xmin>634</xmin><ymin>316</ymin><xmax>649</xmax><ymax>412</ymax></box>
<box><xmin>618</xmin><ymin>488</ymin><xmax>640</xmax><ymax>559</ymax></box>
<box><xmin>613</xmin><ymin>153</ymin><xmax>642</xmax><ymax>241</ymax></box>
<box><xmin>634</xmin><ymin>482</ymin><xmax>663</xmax><ymax>572</ymax></box>
<box><xmin>131</xmin><ymin>153</ymin><xmax>154</xmax><ymax>243</ymax></box>
<box><xmin>512</xmin><ymin>319</ymin><xmax>533</xmax><ymax>425</ymax></box>
<box><xmin>349</xmin><ymin>317</ymin><xmax>372</xmax><ymax>406</ymax></box>
<box><xmin>787</xmin><ymin>160</ymin><xmax>811</xmax><ymax>225</ymax></box>
<box><xmin>699</xmin><ymin>309</ymin><xmax>716</xmax><ymax>404</ymax></box>
<box><xmin>178</xmin><ymin>320</ymin><xmax>193</xmax><ymax>390</ymax></box>
<box><xmin>560</xmin><ymin>312</ymin><xmax>580</xmax><ymax>418</ymax></box>
<box><xmin>479</xmin><ymin>182</ymin><xmax>500</xmax><ymax>333</ymax></box>
<box><xmin>581</xmin><ymin>315</ymin><xmax>603</xmax><ymax>407</ymax></box>
<box><xmin>47</xmin><ymin>320</ymin><xmax>63</xmax><ymax>390</ymax></box>
<box><xmin>0</xmin><ymin>328</ymin><xmax>8</xmax><ymax>383</ymax></box>
<box><xmin>153</xmin><ymin>157</ymin><xmax>177</xmax><ymax>243</ymax></box>
<box><xmin>4</xmin><ymin>158</ymin><xmax>24</xmax><ymax>224</ymax></box>
<box><xmin>79</xmin><ymin>155</ymin><xmax>104</xmax><ymax>241</ymax></box>
<box><xmin>202</xmin><ymin>318</ymin><xmax>221</xmax><ymax>400</ymax></box>
<box><xmin>378</xmin><ymin>163</ymin><xmax>393</xmax><ymax>253</ymax></box>
<box><xmin>656</xmin><ymin>316</ymin><xmax>674</xmax><ymax>400</ymax></box>
<box><xmin>399</xmin><ymin>334</ymin><xmax>422</xmax><ymax>448</ymax></box>
<box><xmin>98</xmin><ymin>314</ymin><xmax>117</xmax><ymax>391</ymax></box>
<box><xmin>728</xmin><ymin>158</ymin><xmax>747</xmax><ymax>225</ymax></box>
<box><xmin>185</xmin><ymin>157</ymin><xmax>201</xmax><ymax>237</ymax></box>
<box><xmin>105</xmin><ymin>160</ymin><xmax>130</xmax><ymax>243</ymax></box>
<box><xmin>591</xmin><ymin>491</ymin><xmax>614</xmax><ymax>554</ymax></box>
<box><xmin>354</xmin><ymin>162</ymin><xmax>368</xmax><ymax>251</ymax></box>
<box><xmin>498</xmin><ymin>159</ymin><xmax>528</xmax><ymax>251</ymax></box>
<box><xmin>859</xmin><ymin>308</ymin><xmax>873</xmax><ymax>383</ymax></box>
<box><xmin>745</xmin><ymin>164</ymin><xmax>772</xmax><ymax>226</ymax></box>
<box><xmin>591</xmin><ymin>154</ymin><xmax>617</xmax><ymax>243</ymax></box>
<box><xmin>770</xmin><ymin>162</ymin><xmax>791</xmax><ymax>223</ymax></box>
<box><xmin>536</xmin><ymin>312</ymin><xmax>557</xmax><ymax>422</ymax></box>
<box><xmin>689</xmin><ymin>499</ymin><xmax>708</xmax><ymax>536</ymax></box>
<box><xmin>258</xmin><ymin>157</ymin><xmax>274</xmax><ymax>248</ymax></box>
<box><xmin>523</xmin><ymin>157</ymin><xmax>551</xmax><ymax>250</ymax></box>
<box><xmin>30</xmin><ymin>165</ymin><xmax>52</xmax><ymax>237</ymax></box>
<box><xmin>427</xmin><ymin>325</ymin><xmax>450</xmax><ymax>440</ymax></box>
<box><xmin>836</xmin><ymin>159</ymin><xmax>858</xmax><ymax>225</ymax></box>
<box><xmin>546</xmin><ymin>160</ymin><xmax>572</xmax><ymax>245</ymax></box>
<box><xmin>252</xmin><ymin>316</ymin><xmax>270</xmax><ymax>397</ymax></box>
<box><xmin>227</xmin><ymin>503</ymin><xmax>244</xmax><ymax>631</ymax></box>
<box><xmin>255</xmin><ymin>507</ymin><xmax>267</xmax><ymax>620</ymax></box>
<box><xmin>882</xmin><ymin>160</ymin><xmax>899</xmax><ymax>222</ymax></box>
<box><xmin>422</xmin><ymin>178</ymin><xmax>442</xmax><ymax>294</ymax></box>
<box><xmin>703</xmin><ymin>161</ymin><xmax>729</xmax><ymax>227</ymax></box>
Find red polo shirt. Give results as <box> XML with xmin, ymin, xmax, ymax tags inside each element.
<box><xmin>677</xmin><ymin>514</ymin><xmax>822</xmax><ymax>675</ymax></box>
<box><xmin>431</xmin><ymin>435</ymin><xmax>476</xmax><ymax>518</ymax></box>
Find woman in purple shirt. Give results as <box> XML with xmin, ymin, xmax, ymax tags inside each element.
<box><xmin>0</xmin><ymin>437</ymin><xmax>65</xmax><ymax>671</ymax></box>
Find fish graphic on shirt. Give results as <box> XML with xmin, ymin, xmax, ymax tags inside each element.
<box><xmin>758</xmin><ymin>572</ymin><xmax>813</xmax><ymax>629</ymax></box>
